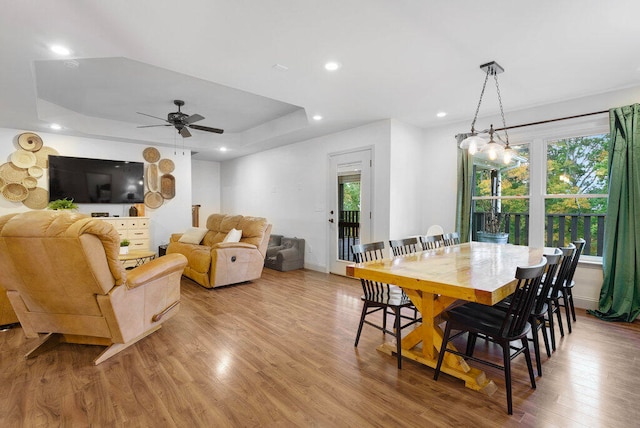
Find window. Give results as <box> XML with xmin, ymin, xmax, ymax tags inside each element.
<box><xmin>469</xmin><ymin>123</ymin><xmax>609</xmax><ymax>260</ymax></box>
<box><xmin>472</xmin><ymin>144</ymin><xmax>530</xmax><ymax>244</ymax></box>
<box><xmin>545</xmin><ymin>134</ymin><xmax>609</xmax><ymax>256</ymax></box>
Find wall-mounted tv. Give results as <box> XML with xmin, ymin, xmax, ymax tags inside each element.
<box><xmin>49</xmin><ymin>155</ymin><xmax>145</xmax><ymax>204</ymax></box>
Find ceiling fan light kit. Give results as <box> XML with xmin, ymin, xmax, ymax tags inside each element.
<box><xmin>137</xmin><ymin>100</ymin><xmax>224</xmax><ymax>138</ymax></box>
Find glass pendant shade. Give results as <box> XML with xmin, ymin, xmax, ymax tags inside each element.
<box><xmin>459</xmin><ymin>134</ymin><xmax>487</xmax><ymax>155</ymax></box>
<box><xmin>481</xmin><ymin>139</ymin><xmax>504</xmax><ymax>161</ymax></box>
<box><xmin>503</xmin><ymin>145</ymin><xmax>515</xmax><ymax>164</ymax></box>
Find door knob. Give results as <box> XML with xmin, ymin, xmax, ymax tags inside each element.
<box><xmin>328</xmin><ymin>219</ymin><xmax>334</xmax><ymax>223</ymax></box>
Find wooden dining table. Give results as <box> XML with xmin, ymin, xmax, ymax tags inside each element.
<box><xmin>346</xmin><ymin>241</ymin><xmax>546</xmax><ymax>394</ymax></box>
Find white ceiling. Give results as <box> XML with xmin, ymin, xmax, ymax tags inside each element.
<box><xmin>1</xmin><ymin>0</ymin><xmax>640</xmax><ymax>161</ymax></box>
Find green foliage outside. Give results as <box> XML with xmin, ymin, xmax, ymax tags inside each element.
<box><xmin>342</xmin><ymin>182</ymin><xmax>360</xmax><ymax>211</ymax></box>
<box><xmin>472</xmin><ymin>134</ymin><xmax>610</xmax><ymax>252</ymax></box>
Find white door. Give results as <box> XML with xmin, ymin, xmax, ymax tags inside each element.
<box><xmin>328</xmin><ymin>148</ymin><xmax>372</xmax><ymax>275</ymax></box>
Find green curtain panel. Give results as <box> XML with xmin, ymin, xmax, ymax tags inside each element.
<box><xmin>455</xmin><ymin>134</ymin><xmax>473</xmax><ymax>243</ymax></box>
<box><xmin>589</xmin><ymin>104</ymin><xmax>640</xmax><ymax>322</ymax></box>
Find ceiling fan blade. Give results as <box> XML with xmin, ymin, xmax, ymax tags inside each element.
<box><xmin>137</xmin><ymin>124</ymin><xmax>172</xmax><ymax>128</ymax></box>
<box><xmin>185</xmin><ymin>113</ymin><xmax>205</xmax><ymax>124</ymax></box>
<box><xmin>179</xmin><ymin>127</ymin><xmax>192</xmax><ymax>138</ymax></box>
<box><xmin>189</xmin><ymin>124</ymin><xmax>225</xmax><ymax>134</ymax></box>
<box><xmin>136</xmin><ymin>112</ymin><xmax>168</xmax><ymax>122</ymax></box>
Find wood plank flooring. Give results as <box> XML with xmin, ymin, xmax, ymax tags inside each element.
<box><xmin>1</xmin><ymin>268</ymin><xmax>639</xmax><ymax>427</ymax></box>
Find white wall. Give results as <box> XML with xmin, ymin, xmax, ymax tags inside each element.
<box><xmin>0</xmin><ymin>128</ymin><xmax>192</xmax><ymax>249</ymax></box>
<box><xmin>220</xmin><ymin>120</ymin><xmax>392</xmax><ymax>271</ymax></box>
<box><xmin>191</xmin><ymin>159</ymin><xmax>221</xmax><ymax>225</ymax></box>
<box><xmin>389</xmin><ymin>119</ymin><xmax>425</xmax><ymax>239</ymax></box>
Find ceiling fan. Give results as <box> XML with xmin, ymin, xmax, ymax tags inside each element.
<box><xmin>137</xmin><ymin>100</ymin><xmax>224</xmax><ymax>138</ymax></box>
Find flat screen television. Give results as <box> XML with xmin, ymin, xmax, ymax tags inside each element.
<box><xmin>48</xmin><ymin>155</ymin><xmax>145</xmax><ymax>204</ymax></box>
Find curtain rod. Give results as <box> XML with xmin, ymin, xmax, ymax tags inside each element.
<box><xmin>494</xmin><ymin>109</ymin><xmax>609</xmax><ymax>132</ymax></box>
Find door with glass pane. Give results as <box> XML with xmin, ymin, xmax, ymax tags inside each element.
<box><xmin>328</xmin><ymin>149</ymin><xmax>372</xmax><ymax>275</ymax></box>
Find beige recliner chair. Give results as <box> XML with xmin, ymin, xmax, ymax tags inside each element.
<box><xmin>0</xmin><ymin>284</ymin><xmax>19</xmax><ymax>328</ymax></box>
<box><xmin>0</xmin><ymin>211</ymin><xmax>187</xmax><ymax>364</ymax></box>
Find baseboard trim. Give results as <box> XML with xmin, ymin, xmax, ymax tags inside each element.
<box><xmin>574</xmin><ymin>296</ymin><xmax>598</xmax><ymax>311</ymax></box>
<box><xmin>303</xmin><ymin>263</ymin><xmax>326</xmax><ymax>273</ymax></box>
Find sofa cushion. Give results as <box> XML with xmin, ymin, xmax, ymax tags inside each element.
<box><xmin>238</xmin><ymin>216</ymin><xmax>268</xmax><ymax>247</ymax></box>
<box><xmin>223</xmin><ymin>228</ymin><xmax>242</xmax><ymax>243</ymax></box>
<box><xmin>178</xmin><ymin>227</ymin><xmax>208</xmax><ymax>244</ymax></box>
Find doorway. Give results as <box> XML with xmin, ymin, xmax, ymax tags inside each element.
<box><xmin>328</xmin><ymin>148</ymin><xmax>372</xmax><ymax>275</ymax></box>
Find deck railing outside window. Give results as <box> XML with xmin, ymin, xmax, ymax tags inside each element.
<box><xmin>472</xmin><ymin>212</ymin><xmax>606</xmax><ymax>256</ymax></box>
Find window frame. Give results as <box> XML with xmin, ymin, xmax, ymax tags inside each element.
<box><xmin>470</xmin><ymin>114</ymin><xmax>609</xmax><ymax>262</ymax></box>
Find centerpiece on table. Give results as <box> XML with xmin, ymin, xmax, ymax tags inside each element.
<box><xmin>476</xmin><ymin>208</ymin><xmax>509</xmax><ymax>244</ymax></box>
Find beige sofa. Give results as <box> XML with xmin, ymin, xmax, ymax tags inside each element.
<box><xmin>167</xmin><ymin>213</ymin><xmax>272</xmax><ymax>288</ymax></box>
<box><xmin>0</xmin><ymin>210</ymin><xmax>187</xmax><ymax>364</ymax></box>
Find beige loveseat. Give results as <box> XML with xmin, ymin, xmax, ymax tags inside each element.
<box><xmin>167</xmin><ymin>214</ymin><xmax>272</xmax><ymax>288</ymax></box>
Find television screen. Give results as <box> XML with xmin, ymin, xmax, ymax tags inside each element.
<box><xmin>48</xmin><ymin>155</ymin><xmax>145</xmax><ymax>204</ymax></box>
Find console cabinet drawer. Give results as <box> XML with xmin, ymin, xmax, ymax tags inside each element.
<box><xmin>101</xmin><ymin>217</ymin><xmax>150</xmax><ymax>250</ymax></box>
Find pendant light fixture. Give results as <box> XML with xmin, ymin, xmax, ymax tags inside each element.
<box><xmin>459</xmin><ymin>61</ymin><xmax>513</xmax><ymax>164</ymax></box>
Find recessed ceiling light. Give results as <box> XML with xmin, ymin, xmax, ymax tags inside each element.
<box><xmin>50</xmin><ymin>45</ymin><xmax>71</xmax><ymax>56</ymax></box>
<box><xmin>219</xmin><ymin>147</ymin><xmax>228</xmax><ymax>152</ymax></box>
<box><xmin>312</xmin><ymin>115</ymin><xmax>323</xmax><ymax>121</ymax></box>
<box><xmin>324</xmin><ymin>61</ymin><xmax>341</xmax><ymax>71</ymax></box>
<box><xmin>50</xmin><ymin>123</ymin><xmax>62</xmax><ymax>130</ymax></box>
<box><xmin>436</xmin><ymin>112</ymin><xmax>447</xmax><ymax>118</ymax></box>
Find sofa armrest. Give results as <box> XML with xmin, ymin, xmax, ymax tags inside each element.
<box><xmin>213</xmin><ymin>242</ymin><xmax>257</xmax><ymax>250</ymax></box>
<box><xmin>125</xmin><ymin>254</ymin><xmax>187</xmax><ymax>289</ymax></box>
<box><xmin>169</xmin><ymin>233</ymin><xmax>184</xmax><ymax>243</ymax></box>
<box><xmin>276</xmin><ymin>247</ymin><xmax>303</xmax><ymax>262</ymax></box>
<box><xmin>266</xmin><ymin>245</ymin><xmax>285</xmax><ymax>258</ymax></box>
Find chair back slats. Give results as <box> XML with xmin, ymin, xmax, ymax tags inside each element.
<box><xmin>352</xmin><ymin>242</ymin><xmax>390</xmax><ymax>298</ymax></box>
<box><xmin>389</xmin><ymin>237</ymin><xmax>420</xmax><ymax>256</ymax></box>
<box><xmin>420</xmin><ymin>234</ymin><xmax>443</xmax><ymax>250</ymax></box>
<box><xmin>564</xmin><ymin>239</ymin><xmax>585</xmax><ymax>286</ymax></box>
<box><xmin>352</xmin><ymin>241</ymin><xmax>385</xmax><ymax>263</ymax></box>
<box><xmin>551</xmin><ymin>244</ymin><xmax>576</xmax><ymax>297</ymax></box>
<box><xmin>499</xmin><ymin>259</ymin><xmax>547</xmax><ymax>337</ymax></box>
<box><xmin>534</xmin><ymin>249</ymin><xmax>562</xmax><ymax>314</ymax></box>
<box><xmin>442</xmin><ymin>232</ymin><xmax>460</xmax><ymax>246</ymax></box>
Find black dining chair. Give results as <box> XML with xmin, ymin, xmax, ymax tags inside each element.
<box><xmin>558</xmin><ymin>239</ymin><xmax>585</xmax><ymax>332</ymax></box>
<box><xmin>420</xmin><ymin>234</ymin><xmax>444</xmax><ymax>250</ymax></box>
<box><xmin>489</xmin><ymin>250</ymin><xmax>562</xmax><ymax>376</ymax></box>
<box><xmin>546</xmin><ymin>244</ymin><xmax>576</xmax><ymax>351</ymax></box>
<box><xmin>442</xmin><ymin>232</ymin><xmax>460</xmax><ymax>246</ymax></box>
<box><xmin>352</xmin><ymin>242</ymin><xmax>421</xmax><ymax>368</ymax></box>
<box><xmin>389</xmin><ymin>237</ymin><xmax>420</xmax><ymax>256</ymax></box>
<box><xmin>433</xmin><ymin>258</ymin><xmax>547</xmax><ymax>415</ymax></box>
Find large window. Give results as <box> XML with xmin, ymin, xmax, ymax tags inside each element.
<box><xmin>470</xmin><ymin>126</ymin><xmax>609</xmax><ymax>259</ymax></box>
<box><xmin>545</xmin><ymin>134</ymin><xmax>609</xmax><ymax>256</ymax></box>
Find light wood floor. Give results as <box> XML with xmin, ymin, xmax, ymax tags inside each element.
<box><xmin>1</xmin><ymin>268</ymin><xmax>639</xmax><ymax>427</ymax></box>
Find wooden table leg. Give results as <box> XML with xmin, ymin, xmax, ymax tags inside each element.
<box><xmin>377</xmin><ymin>290</ymin><xmax>497</xmax><ymax>395</ymax></box>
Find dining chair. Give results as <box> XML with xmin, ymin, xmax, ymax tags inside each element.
<box><xmin>419</xmin><ymin>234</ymin><xmax>444</xmax><ymax>250</ymax></box>
<box><xmin>426</xmin><ymin>225</ymin><xmax>444</xmax><ymax>236</ymax></box>
<box><xmin>546</xmin><ymin>243</ymin><xmax>576</xmax><ymax>351</ymax></box>
<box><xmin>352</xmin><ymin>242</ymin><xmax>421</xmax><ymax>368</ymax></box>
<box><xmin>433</xmin><ymin>258</ymin><xmax>547</xmax><ymax>415</ymax></box>
<box><xmin>489</xmin><ymin>249</ymin><xmax>562</xmax><ymax>376</ymax></box>
<box><xmin>389</xmin><ymin>237</ymin><xmax>420</xmax><ymax>256</ymax></box>
<box><xmin>442</xmin><ymin>232</ymin><xmax>460</xmax><ymax>246</ymax></box>
<box><xmin>559</xmin><ymin>239</ymin><xmax>585</xmax><ymax>331</ymax></box>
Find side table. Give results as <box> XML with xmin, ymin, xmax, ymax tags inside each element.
<box><xmin>118</xmin><ymin>250</ymin><xmax>156</xmax><ymax>268</ymax></box>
